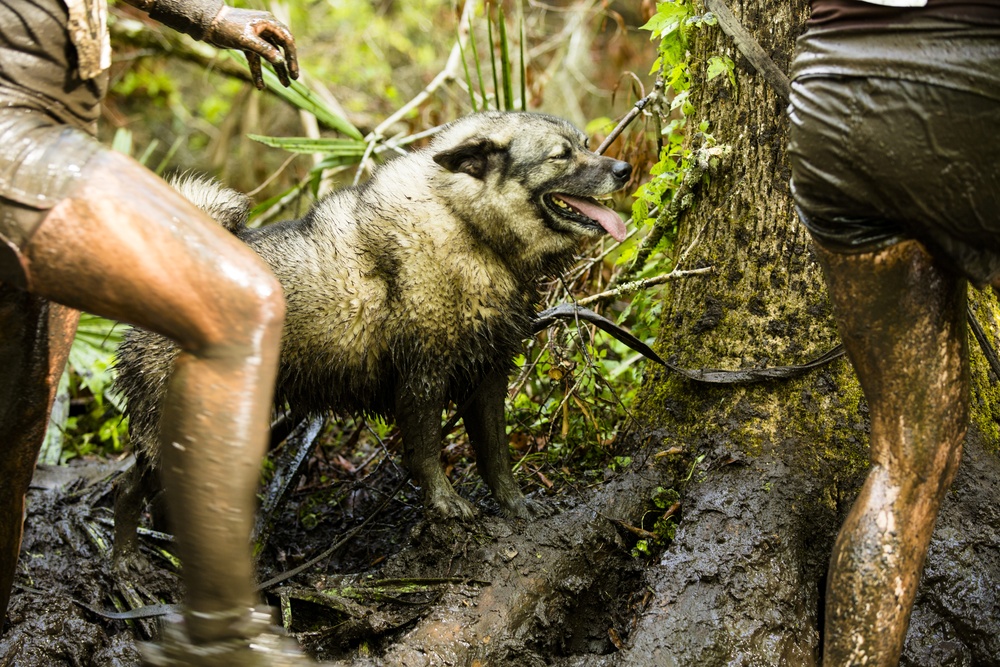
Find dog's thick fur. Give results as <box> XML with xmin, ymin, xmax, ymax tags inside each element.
<box><xmin>115</xmin><ymin>111</ymin><xmax>631</xmax><ymax>521</ymax></box>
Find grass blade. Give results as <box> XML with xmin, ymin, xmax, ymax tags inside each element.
<box><xmin>486</xmin><ymin>7</ymin><xmax>501</xmax><ymax>110</ymax></box>
<box><xmin>520</xmin><ymin>18</ymin><xmax>527</xmax><ymax>111</ymax></box>
<box><xmin>458</xmin><ymin>30</ymin><xmax>479</xmax><ymax>113</ymax></box>
<box><xmin>247</xmin><ymin>134</ymin><xmax>367</xmax><ymax>158</ymax></box>
<box><xmin>498</xmin><ymin>6</ymin><xmax>513</xmax><ymax>111</ymax></box>
<box><xmin>226</xmin><ymin>52</ymin><xmax>362</xmax><ymax>140</ymax></box>
<box><xmin>469</xmin><ymin>22</ymin><xmax>488</xmax><ymax>110</ymax></box>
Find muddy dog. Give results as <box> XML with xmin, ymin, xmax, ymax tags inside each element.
<box><xmin>113</xmin><ymin>111</ymin><xmax>631</xmax><ymax>544</ymax></box>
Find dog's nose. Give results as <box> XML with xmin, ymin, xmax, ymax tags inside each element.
<box><xmin>612</xmin><ymin>160</ymin><xmax>632</xmax><ymax>181</ymax></box>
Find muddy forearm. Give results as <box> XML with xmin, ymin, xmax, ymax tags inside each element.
<box><xmin>119</xmin><ymin>0</ymin><xmax>225</xmax><ymax>41</ymax></box>
<box><xmin>119</xmin><ymin>0</ymin><xmax>299</xmax><ymax>89</ymax></box>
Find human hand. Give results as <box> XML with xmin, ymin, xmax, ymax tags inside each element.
<box><xmin>205</xmin><ymin>7</ymin><xmax>299</xmax><ymax>89</ymax></box>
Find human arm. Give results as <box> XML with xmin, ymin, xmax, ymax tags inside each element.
<box><xmin>119</xmin><ymin>0</ymin><xmax>298</xmax><ymax>89</ymax></box>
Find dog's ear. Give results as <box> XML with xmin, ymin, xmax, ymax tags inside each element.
<box><xmin>432</xmin><ymin>139</ymin><xmax>502</xmax><ymax>179</ymax></box>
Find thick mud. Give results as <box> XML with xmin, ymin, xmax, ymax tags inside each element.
<box><xmin>0</xmin><ymin>424</ymin><xmax>665</xmax><ymax>667</ymax></box>
<box><xmin>2</xmin><ymin>421</ymin><xmax>998</xmax><ymax>666</ymax></box>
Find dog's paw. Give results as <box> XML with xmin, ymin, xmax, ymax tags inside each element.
<box><xmin>427</xmin><ymin>492</ymin><xmax>478</xmax><ymax>522</ymax></box>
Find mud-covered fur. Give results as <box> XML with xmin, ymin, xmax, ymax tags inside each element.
<box><xmin>115</xmin><ymin>111</ymin><xmax>631</xmax><ymax>521</ymax></box>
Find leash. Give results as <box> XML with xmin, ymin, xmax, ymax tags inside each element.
<box><xmin>537</xmin><ymin>303</ymin><xmax>1000</xmax><ymax>386</ymax></box>
<box><xmin>534</xmin><ymin>303</ymin><xmax>845</xmax><ymax>384</ymax></box>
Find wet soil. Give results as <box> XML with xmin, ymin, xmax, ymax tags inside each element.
<box><xmin>0</xmin><ymin>424</ymin><xmax>669</xmax><ymax>667</ymax></box>
<box><xmin>2</xmin><ymin>421</ymin><xmax>998</xmax><ymax>666</ymax></box>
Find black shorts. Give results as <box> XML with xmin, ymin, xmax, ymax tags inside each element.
<box><xmin>0</xmin><ymin>0</ymin><xmax>106</xmax><ymax>286</ymax></box>
<box><xmin>0</xmin><ymin>110</ymin><xmax>102</xmax><ymax>287</ymax></box>
<box><xmin>787</xmin><ymin>19</ymin><xmax>1000</xmax><ymax>286</ymax></box>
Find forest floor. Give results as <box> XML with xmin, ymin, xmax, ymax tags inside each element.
<box><xmin>4</xmin><ymin>412</ymin><xmax>999</xmax><ymax>666</ymax></box>
<box><xmin>0</xmin><ymin>421</ymin><xmax>676</xmax><ymax>667</ymax></box>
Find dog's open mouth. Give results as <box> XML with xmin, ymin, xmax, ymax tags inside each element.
<box><xmin>546</xmin><ymin>193</ymin><xmax>627</xmax><ymax>242</ymax></box>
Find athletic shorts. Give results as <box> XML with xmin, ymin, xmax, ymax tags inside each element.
<box><xmin>787</xmin><ymin>19</ymin><xmax>1000</xmax><ymax>286</ymax></box>
<box><xmin>0</xmin><ymin>110</ymin><xmax>101</xmax><ymax>287</ymax></box>
<box><xmin>0</xmin><ymin>0</ymin><xmax>106</xmax><ymax>286</ymax></box>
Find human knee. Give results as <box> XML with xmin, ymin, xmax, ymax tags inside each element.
<box><xmin>880</xmin><ymin>423</ymin><xmax>966</xmax><ymax>504</ymax></box>
<box><xmin>219</xmin><ymin>269</ymin><xmax>285</xmax><ymax>347</ymax></box>
<box><xmin>187</xmin><ymin>265</ymin><xmax>285</xmax><ymax>356</ymax></box>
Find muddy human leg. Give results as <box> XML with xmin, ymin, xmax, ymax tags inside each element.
<box><xmin>0</xmin><ymin>288</ymin><xmax>78</xmax><ymax>619</ymax></box>
<box><xmin>21</xmin><ymin>148</ymin><xmax>285</xmax><ymax>644</ymax></box>
<box><xmin>815</xmin><ymin>240</ymin><xmax>969</xmax><ymax>666</ymax></box>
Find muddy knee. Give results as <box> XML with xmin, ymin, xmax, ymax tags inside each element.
<box><xmin>183</xmin><ymin>268</ymin><xmax>285</xmax><ymax>358</ymax></box>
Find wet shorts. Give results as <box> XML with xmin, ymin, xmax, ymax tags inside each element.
<box><xmin>0</xmin><ymin>110</ymin><xmax>101</xmax><ymax>286</ymax></box>
<box><xmin>787</xmin><ymin>19</ymin><xmax>1000</xmax><ymax>286</ymax></box>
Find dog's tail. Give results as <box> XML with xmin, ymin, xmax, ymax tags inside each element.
<box><xmin>168</xmin><ymin>174</ymin><xmax>252</xmax><ymax>233</ymax></box>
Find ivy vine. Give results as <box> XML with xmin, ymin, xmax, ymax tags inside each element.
<box><xmin>626</xmin><ymin>0</ymin><xmax>734</xmax><ymax>280</ymax></box>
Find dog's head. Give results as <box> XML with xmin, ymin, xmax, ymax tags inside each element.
<box><xmin>430</xmin><ymin>112</ymin><xmax>632</xmax><ymax>272</ymax></box>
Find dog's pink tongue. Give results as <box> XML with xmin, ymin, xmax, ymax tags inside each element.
<box><xmin>558</xmin><ymin>194</ymin><xmax>627</xmax><ymax>242</ymax></box>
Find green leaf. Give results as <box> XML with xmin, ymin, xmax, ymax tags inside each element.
<box><xmin>226</xmin><ymin>52</ymin><xmax>362</xmax><ymax>140</ymax></box>
<box><xmin>706</xmin><ymin>55</ymin><xmax>736</xmax><ymax>89</ymax></box>
<box><xmin>42</xmin><ymin>314</ymin><xmax>126</xmax><ymax>463</ymax></box>
<box><xmin>69</xmin><ymin>315</ymin><xmax>125</xmax><ymax>407</ymax></box>
<box><xmin>649</xmin><ymin>55</ymin><xmax>662</xmax><ymax>76</ymax></box>
<box><xmin>247</xmin><ymin>135</ymin><xmax>367</xmax><ymax>157</ymax></box>
<box><xmin>39</xmin><ymin>370</ymin><xmax>70</xmax><ymax>465</ymax></box>
<box><xmin>669</xmin><ymin>88</ymin><xmax>690</xmax><ymax>112</ymax></box>
<box><xmin>111</xmin><ymin>128</ymin><xmax>133</xmax><ymax>156</ymax></box>
<box><xmin>640</xmin><ymin>1</ymin><xmax>690</xmax><ymax>38</ymax></box>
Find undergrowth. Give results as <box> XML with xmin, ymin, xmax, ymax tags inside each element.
<box><xmin>50</xmin><ymin>1</ymin><xmax>732</xmax><ymax>495</ymax></box>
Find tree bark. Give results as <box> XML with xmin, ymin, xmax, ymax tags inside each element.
<box><xmin>593</xmin><ymin>1</ymin><xmax>1000</xmax><ymax>665</ymax></box>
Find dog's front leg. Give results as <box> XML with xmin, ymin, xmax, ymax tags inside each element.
<box><xmin>395</xmin><ymin>380</ymin><xmax>477</xmax><ymax>521</ymax></box>
<box><xmin>464</xmin><ymin>370</ymin><xmax>543</xmax><ymax>519</ymax></box>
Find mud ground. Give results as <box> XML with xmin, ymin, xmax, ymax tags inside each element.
<box><xmin>0</xmin><ymin>421</ymin><xmax>659</xmax><ymax>667</ymax></box>
<box><xmin>3</xmin><ymin>417</ymin><xmax>998</xmax><ymax>666</ymax></box>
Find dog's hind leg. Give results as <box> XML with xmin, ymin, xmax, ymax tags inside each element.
<box><xmin>113</xmin><ymin>447</ymin><xmax>164</xmax><ymax>572</ymax></box>
<box><xmin>464</xmin><ymin>370</ymin><xmax>540</xmax><ymax>519</ymax></box>
<box><xmin>396</xmin><ymin>380</ymin><xmax>477</xmax><ymax>521</ymax></box>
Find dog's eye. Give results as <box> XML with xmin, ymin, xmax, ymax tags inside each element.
<box><xmin>549</xmin><ymin>146</ymin><xmax>572</xmax><ymax>161</ymax></box>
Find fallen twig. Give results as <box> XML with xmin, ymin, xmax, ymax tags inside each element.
<box><xmin>595</xmin><ymin>77</ymin><xmax>664</xmax><ymax>156</ymax></box>
<box><xmin>577</xmin><ymin>267</ymin><xmax>714</xmax><ymax>307</ymax></box>
<box><xmin>255</xmin><ymin>476</ymin><xmax>410</xmax><ymax>591</ymax></box>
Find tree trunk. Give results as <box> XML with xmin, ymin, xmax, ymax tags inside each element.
<box><xmin>596</xmin><ymin>1</ymin><xmax>1000</xmax><ymax>665</ymax></box>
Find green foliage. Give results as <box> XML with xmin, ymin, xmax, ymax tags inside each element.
<box><xmin>226</xmin><ymin>51</ymin><xmax>362</xmax><ymax>140</ymax></box>
<box><xmin>630</xmin><ymin>486</ymin><xmax>681</xmax><ymax>558</ymax></box>
<box><xmin>505</xmin><ymin>313</ymin><xmax>658</xmax><ymax>483</ymax></box>
<box><xmin>294</xmin><ymin>0</ymin><xmax>453</xmax><ymax>111</ymax></box>
<box><xmin>506</xmin><ymin>1</ymin><xmax>739</xmax><ymax>490</ymax></box>
<box><xmin>632</xmin><ymin>0</ymin><xmax>725</xmax><ymax>238</ymax></box>
<box><xmin>459</xmin><ymin>4</ymin><xmax>526</xmax><ymax>112</ymax></box>
<box><xmin>115</xmin><ymin>65</ymin><xmax>180</xmax><ymax>106</ymax></box>
<box><xmin>41</xmin><ymin>315</ymin><xmax>127</xmax><ymax>464</ymax></box>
